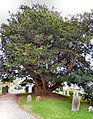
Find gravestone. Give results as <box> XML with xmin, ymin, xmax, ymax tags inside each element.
<box><xmin>88</xmin><ymin>106</ymin><xmax>93</xmax><ymax>112</ymax></box>
<box><xmin>27</xmin><ymin>95</ymin><xmax>32</xmax><ymax>102</ymax></box>
<box><xmin>36</xmin><ymin>96</ymin><xmax>41</xmax><ymax>102</ymax></box>
<box><xmin>71</xmin><ymin>91</ymin><xmax>80</xmax><ymax>112</ymax></box>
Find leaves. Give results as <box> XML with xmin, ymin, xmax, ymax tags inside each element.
<box><xmin>0</xmin><ymin>4</ymin><xmax>93</xmax><ymax>87</ymax></box>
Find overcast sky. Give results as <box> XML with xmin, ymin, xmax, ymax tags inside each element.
<box><xmin>0</xmin><ymin>0</ymin><xmax>93</xmax><ymax>25</ymax></box>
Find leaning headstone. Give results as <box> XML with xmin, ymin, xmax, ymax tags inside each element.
<box><xmin>88</xmin><ymin>106</ymin><xmax>93</xmax><ymax>112</ymax></box>
<box><xmin>27</xmin><ymin>95</ymin><xmax>32</xmax><ymax>102</ymax></box>
<box><xmin>71</xmin><ymin>91</ymin><xmax>80</xmax><ymax>112</ymax></box>
<box><xmin>36</xmin><ymin>96</ymin><xmax>41</xmax><ymax>102</ymax></box>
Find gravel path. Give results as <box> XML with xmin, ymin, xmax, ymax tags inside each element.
<box><xmin>0</xmin><ymin>94</ymin><xmax>38</xmax><ymax>119</ymax></box>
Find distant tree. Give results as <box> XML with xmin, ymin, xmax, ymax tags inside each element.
<box><xmin>0</xmin><ymin>4</ymin><xmax>93</xmax><ymax>95</ymax></box>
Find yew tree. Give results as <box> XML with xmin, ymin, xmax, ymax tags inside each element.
<box><xmin>0</xmin><ymin>4</ymin><xmax>93</xmax><ymax>95</ymax></box>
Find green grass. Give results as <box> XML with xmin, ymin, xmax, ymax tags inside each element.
<box><xmin>19</xmin><ymin>96</ymin><xmax>93</xmax><ymax>119</ymax></box>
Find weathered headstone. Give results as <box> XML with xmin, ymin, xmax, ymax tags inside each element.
<box><xmin>27</xmin><ymin>95</ymin><xmax>32</xmax><ymax>102</ymax></box>
<box><xmin>88</xmin><ymin>106</ymin><xmax>93</xmax><ymax>112</ymax></box>
<box><xmin>71</xmin><ymin>91</ymin><xmax>80</xmax><ymax>112</ymax></box>
<box><xmin>36</xmin><ymin>96</ymin><xmax>41</xmax><ymax>102</ymax></box>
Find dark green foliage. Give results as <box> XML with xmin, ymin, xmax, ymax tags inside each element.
<box><xmin>0</xmin><ymin>4</ymin><xmax>93</xmax><ymax>93</ymax></box>
<box><xmin>67</xmin><ymin>68</ymin><xmax>93</xmax><ymax>102</ymax></box>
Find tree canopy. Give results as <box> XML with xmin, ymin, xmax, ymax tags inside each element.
<box><xmin>0</xmin><ymin>4</ymin><xmax>93</xmax><ymax>95</ymax></box>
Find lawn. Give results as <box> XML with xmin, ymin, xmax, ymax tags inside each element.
<box><xmin>19</xmin><ymin>96</ymin><xmax>93</xmax><ymax>119</ymax></box>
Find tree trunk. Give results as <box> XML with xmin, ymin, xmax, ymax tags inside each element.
<box><xmin>34</xmin><ymin>74</ymin><xmax>52</xmax><ymax>95</ymax></box>
<box><xmin>66</xmin><ymin>54</ymin><xmax>78</xmax><ymax>74</ymax></box>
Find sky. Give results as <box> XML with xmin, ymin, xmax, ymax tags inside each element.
<box><xmin>0</xmin><ymin>0</ymin><xmax>93</xmax><ymax>25</ymax></box>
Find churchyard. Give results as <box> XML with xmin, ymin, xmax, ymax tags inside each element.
<box><xmin>0</xmin><ymin>2</ymin><xmax>93</xmax><ymax>119</ymax></box>
<box><xmin>0</xmin><ymin>78</ymin><xmax>93</xmax><ymax>119</ymax></box>
<box><xmin>19</xmin><ymin>95</ymin><xmax>93</xmax><ymax>119</ymax></box>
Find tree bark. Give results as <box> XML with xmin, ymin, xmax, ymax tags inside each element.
<box><xmin>34</xmin><ymin>74</ymin><xmax>52</xmax><ymax>95</ymax></box>
<box><xmin>66</xmin><ymin>54</ymin><xmax>78</xmax><ymax>74</ymax></box>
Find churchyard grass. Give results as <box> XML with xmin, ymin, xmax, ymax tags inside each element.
<box><xmin>19</xmin><ymin>96</ymin><xmax>93</xmax><ymax>119</ymax></box>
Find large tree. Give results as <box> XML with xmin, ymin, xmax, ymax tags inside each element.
<box><xmin>0</xmin><ymin>4</ymin><xmax>93</xmax><ymax>95</ymax></box>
